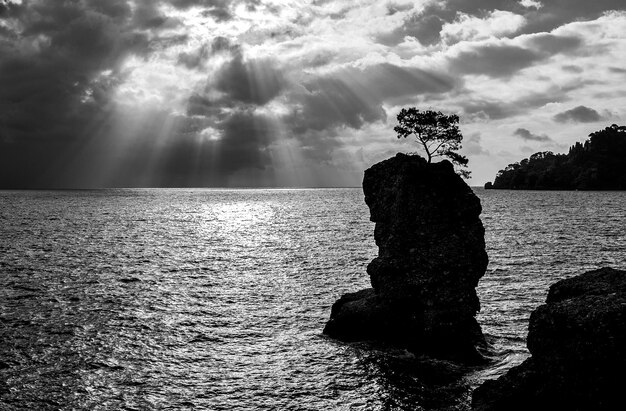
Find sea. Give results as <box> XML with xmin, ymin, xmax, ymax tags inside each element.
<box><xmin>1</xmin><ymin>188</ymin><xmax>625</xmax><ymax>410</ymax></box>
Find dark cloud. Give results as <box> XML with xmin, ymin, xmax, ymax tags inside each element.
<box><xmin>164</xmin><ymin>0</ymin><xmax>262</xmax><ymax>22</ymax></box>
<box><xmin>200</xmin><ymin>7</ymin><xmax>232</xmax><ymax>22</ymax></box>
<box><xmin>167</xmin><ymin>0</ymin><xmax>229</xmax><ymax>10</ymax></box>
<box><xmin>526</xmin><ymin>34</ymin><xmax>582</xmax><ymax>55</ymax></box>
<box><xmin>513</xmin><ymin>128</ymin><xmax>551</xmax><ymax>142</ymax></box>
<box><xmin>185</xmin><ymin>94</ymin><xmax>224</xmax><ymax>117</ymax></box>
<box><xmin>461</xmin><ymin>87</ymin><xmax>571</xmax><ymax>120</ymax></box>
<box><xmin>553</xmin><ymin>105</ymin><xmax>603</xmax><ymax>123</ymax></box>
<box><xmin>0</xmin><ymin>0</ymin><xmax>159</xmax><ymax>188</ymax></box>
<box><xmin>286</xmin><ymin>63</ymin><xmax>456</xmax><ymax>137</ymax></box>
<box><xmin>450</xmin><ymin>44</ymin><xmax>542</xmax><ymax>77</ymax></box>
<box><xmin>85</xmin><ymin>0</ymin><xmax>132</xmax><ymax>19</ymax></box>
<box><xmin>101</xmin><ymin>106</ymin><xmax>279</xmax><ymax>187</ymax></box>
<box><xmin>212</xmin><ymin>110</ymin><xmax>274</xmax><ymax>171</ymax></box>
<box><xmin>211</xmin><ymin>36</ymin><xmax>237</xmax><ymax>53</ymax></box>
<box><xmin>140</xmin><ymin>110</ymin><xmax>275</xmax><ymax>187</ymax></box>
<box><xmin>448</xmin><ymin>33</ymin><xmax>583</xmax><ymax>78</ymax></box>
<box><xmin>177</xmin><ymin>37</ymin><xmax>238</xmax><ymax>69</ymax></box>
<box><xmin>214</xmin><ymin>52</ymin><xmax>286</xmax><ymax>106</ymax></box>
<box><xmin>178</xmin><ymin>44</ymin><xmax>211</xmax><ymax>69</ymax></box>
<box><xmin>376</xmin><ymin>4</ymin><xmax>450</xmax><ymax>46</ymax></box>
<box><xmin>290</xmin><ymin>77</ymin><xmax>385</xmax><ymax>134</ymax></box>
<box><xmin>134</xmin><ymin>0</ymin><xmax>181</xmax><ymax>29</ymax></box>
<box><xmin>299</xmin><ymin>50</ymin><xmax>336</xmax><ymax>69</ymax></box>
<box><xmin>361</xmin><ymin>63</ymin><xmax>458</xmax><ymax>99</ymax></box>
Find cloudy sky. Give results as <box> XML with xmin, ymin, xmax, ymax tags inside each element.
<box><xmin>1</xmin><ymin>0</ymin><xmax>625</xmax><ymax>188</ymax></box>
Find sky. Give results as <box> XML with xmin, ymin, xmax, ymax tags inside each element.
<box><xmin>1</xmin><ymin>0</ymin><xmax>625</xmax><ymax>188</ymax></box>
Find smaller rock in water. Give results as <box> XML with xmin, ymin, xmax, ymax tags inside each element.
<box><xmin>472</xmin><ymin>267</ymin><xmax>626</xmax><ymax>410</ymax></box>
<box><xmin>324</xmin><ymin>153</ymin><xmax>488</xmax><ymax>363</ymax></box>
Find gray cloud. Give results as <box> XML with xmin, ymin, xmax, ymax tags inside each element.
<box><xmin>0</xmin><ymin>0</ymin><xmax>159</xmax><ymax>188</ymax></box>
<box><xmin>562</xmin><ymin>65</ymin><xmax>584</xmax><ymax>73</ymax></box>
<box><xmin>553</xmin><ymin>105</ymin><xmax>603</xmax><ymax>123</ymax></box>
<box><xmin>288</xmin><ymin>77</ymin><xmax>386</xmax><ymax>134</ymax></box>
<box><xmin>462</xmin><ymin>100</ymin><xmax>518</xmax><ymax>120</ymax></box>
<box><xmin>178</xmin><ymin>44</ymin><xmax>211</xmax><ymax>69</ymax></box>
<box><xmin>461</xmin><ymin>88</ymin><xmax>570</xmax><ymax>120</ymax></box>
<box><xmin>286</xmin><ymin>63</ymin><xmax>457</xmax><ymax>137</ymax></box>
<box><xmin>134</xmin><ymin>0</ymin><xmax>181</xmax><ymax>29</ymax></box>
<box><xmin>377</xmin><ymin>5</ymin><xmax>448</xmax><ymax>46</ymax></box>
<box><xmin>449</xmin><ymin>33</ymin><xmax>584</xmax><ymax>78</ymax></box>
<box><xmin>513</xmin><ymin>128</ymin><xmax>551</xmax><ymax>142</ymax></box>
<box><xmin>376</xmin><ymin>0</ymin><xmax>626</xmax><ymax>47</ymax></box>
<box><xmin>519</xmin><ymin>0</ymin><xmax>626</xmax><ymax>34</ymax></box>
<box><xmin>164</xmin><ymin>0</ymin><xmax>262</xmax><ymax>22</ymax></box>
<box><xmin>450</xmin><ymin>44</ymin><xmax>542</xmax><ymax>77</ymax></box>
<box><xmin>159</xmin><ymin>110</ymin><xmax>274</xmax><ymax>185</ymax></box>
<box><xmin>460</xmin><ymin>72</ymin><xmax>604</xmax><ymax>120</ymax></box>
<box><xmin>86</xmin><ymin>0</ymin><xmax>132</xmax><ymax>19</ymax></box>
<box><xmin>214</xmin><ymin>52</ymin><xmax>286</xmax><ymax>106</ymax></box>
<box><xmin>177</xmin><ymin>37</ymin><xmax>239</xmax><ymax>69</ymax></box>
<box><xmin>526</xmin><ymin>34</ymin><xmax>582</xmax><ymax>55</ymax></box>
<box><xmin>463</xmin><ymin>132</ymin><xmax>489</xmax><ymax>155</ymax></box>
<box><xmin>362</xmin><ymin>63</ymin><xmax>458</xmax><ymax>99</ymax></box>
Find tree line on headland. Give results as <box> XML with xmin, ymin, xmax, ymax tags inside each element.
<box><xmin>485</xmin><ymin>124</ymin><xmax>626</xmax><ymax>190</ymax></box>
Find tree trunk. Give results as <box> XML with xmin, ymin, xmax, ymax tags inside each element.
<box><xmin>419</xmin><ymin>136</ymin><xmax>432</xmax><ymax>163</ymax></box>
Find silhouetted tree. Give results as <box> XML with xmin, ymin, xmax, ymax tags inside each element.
<box><xmin>394</xmin><ymin>107</ymin><xmax>470</xmax><ymax>178</ymax></box>
<box><xmin>485</xmin><ymin>124</ymin><xmax>626</xmax><ymax>190</ymax></box>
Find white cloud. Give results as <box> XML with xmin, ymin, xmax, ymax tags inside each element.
<box><xmin>519</xmin><ymin>0</ymin><xmax>543</xmax><ymax>10</ymax></box>
<box><xmin>441</xmin><ymin>10</ymin><xmax>526</xmax><ymax>44</ymax></box>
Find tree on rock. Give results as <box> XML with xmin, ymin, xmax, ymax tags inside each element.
<box><xmin>394</xmin><ymin>107</ymin><xmax>470</xmax><ymax>178</ymax></box>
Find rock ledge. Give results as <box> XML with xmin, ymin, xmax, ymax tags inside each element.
<box><xmin>472</xmin><ymin>267</ymin><xmax>626</xmax><ymax>410</ymax></box>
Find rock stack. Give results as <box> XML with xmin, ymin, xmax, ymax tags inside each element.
<box><xmin>324</xmin><ymin>153</ymin><xmax>488</xmax><ymax>363</ymax></box>
<box><xmin>472</xmin><ymin>267</ymin><xmax>626</xmax><ymax>410</ymax></box>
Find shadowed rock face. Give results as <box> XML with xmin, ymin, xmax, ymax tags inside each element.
<box><xmin>324</xmin><ymin>153</ymin><xmax>488</xmax><ymax>363</ymax></box>
<box><xmin>472</xmin><ymin>267</ymin><xmax>626</xmax><ymax>410</ymax></box>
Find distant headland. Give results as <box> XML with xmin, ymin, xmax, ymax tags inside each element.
<box><xmin>485</xmin><ymin>124</ymin><xmax>626</xmax><ymax>190</ymax></box>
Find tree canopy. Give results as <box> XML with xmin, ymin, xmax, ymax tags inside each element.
<box><xmin>486</xmin><ymin>124</ymin><xmax>626</xmax><ymax>190</ymax></box>
<box><xmin>394</xmin><ymin>108</ymin><xmax>470</xmax><ymax>178</ymax></box>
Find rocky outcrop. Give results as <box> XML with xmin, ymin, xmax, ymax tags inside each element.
<box><xmin>324</xmin><ymin>153</ymin><xmax>488</xmax><ymax>363</ymax></box>
<box><xmin>472</xmin><ymin>267</ymin><xmax>626</xmax><ymax>410</ymax></box>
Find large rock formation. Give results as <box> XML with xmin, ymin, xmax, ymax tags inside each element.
<box><xmin>324</xmin><ymin>153</ymin><xmax>488</xmax><ymax>363</ymax></box>
<box><xmin>472</xmin><ymin>267</ymin><xmax>626</xmax><ymax>410</ymax></box>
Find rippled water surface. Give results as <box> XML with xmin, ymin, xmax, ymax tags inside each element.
<box><xmin>1</xmin><ymin>188</ymin><xmax>625</xmax><ymax>410</ymax></box>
